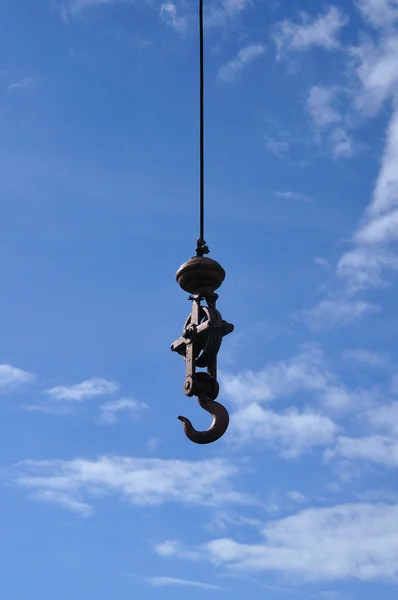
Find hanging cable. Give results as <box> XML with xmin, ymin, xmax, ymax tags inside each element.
<box><xmin>196</xmin><ymin>0</ymin><xmax>209</xmax><ymax>257</ymax></box>
<box><xmin>171</xmin><ymin>0</ymin><xmax>234</xmax><ymax>444</ymax></box>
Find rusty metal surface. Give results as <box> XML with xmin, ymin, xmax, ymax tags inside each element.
<box><xmin>176</xmin><ymin>256</ymin><xmax>226</xmax><ymax>294</ymax></box>
<box><xmin>171</xmin><ymin>289</ymin><xmax>234</xmax><ymax>444</ymax></box>
<box><xmin>178</xmin><ymin>395</ymin><xmax>230</xmax><ymax>445</ymax></box>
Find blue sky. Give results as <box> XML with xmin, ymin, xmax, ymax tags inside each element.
<box><xmin>1</xmin><ymin>0</ymin><xmax>398</xmax><ymax>598</ymax></box>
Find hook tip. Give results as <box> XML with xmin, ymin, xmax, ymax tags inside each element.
<box><xmin>177</xmin><ymin>399</ymin><xmax>229</xmax><ymax>445</ymax></box>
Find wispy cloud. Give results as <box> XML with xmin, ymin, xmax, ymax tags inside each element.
<box><xmin>314</xmin><ymin>257</ymin><xmax>331</xmax><ymax>270</ymax></box>
<box><xmin>218</xmin><ymin>345</ymin><xmax>378</xmax><ymax>456</ymax></box>
<box><xmin>27</xmin><ymin>378</ymin><xmax>120</xmax><ymax>415</ymax></box>
<box><xmin>342</xmin><ymin>349</ymin><xmax>390</xmax><ymax>368</ymax></box>
<box><xmin>299</xmin><ymin>298</ymin><xmax>379</xmax><ymax>331</ymax></box>
<box><xmin>268</xmin><ymin>0</ymin><xmax>398</xmax><ymax>200</ymax></box>
<box><xmin>322</xmin><ymin>385</ymin><xmax>377</xmax><ymax>414</ymax></box>
<box><xmin>99</xmin><ymin>397</ymin><xmax>148</xmax><ymax>424</ymax></box>
<box><xmin>56</xmin><ymin>0</ymin><xmax>113</xmax><ymax>19</ymax></box>
<box><xmin>29</xmin><ymin>490</ymin><xmax>92</xmax><ymax>517</ymax></box>
<box><xmin>146</xmin><ymin>437</ymin><xmax>161</xmax><ymax>453</ymax></box>
<box><xmin>192</xmin><ymin>502</ymin><xmax>398</xmax><ymax>581</ymax></box>
<box><xmin>206</xmin><ymin>0</ymin><xmax>252</xmax><ymax>28</ymax></box>
<box><xmin>58</xmin><ymin>0</ymin><xmax>252</xmax><ymax>28</ymax></box>
<box><xmin>265</xmin><ymin>134</ymin><xmax>291</xmax><ymax>158</ymax></box>
<box><xmin>330</xmin><ymin>127</ymin><xmax>354</xmax><ymax>159</ymax></box>
<box><xmin>328</xmin><ymin>397</ymin><xmax>398</xmax><ymax>468</ymax></box>
<box><xmin>13</xmin><ymin>456</ymin><xmax>250</xmax><ymax>515</ymax></box>
<box><xmin>359</xmin><ymin>107</ymin><xmax>398</xmax><ymax>218</ymax></box>
<box><xmin>287</xmin><ymin>491</ymin><xmax>308</xmax><ymax>504</ymax></box>
<box><xmin>7</xmin><ymin>77</ymin><xmax>33</xmax><ymax>92</ymax></box>
<box><xmin>356</xmin><ymin>209</ymin><xmax>398</xmax><ymax>245</ymax></box>
<box><xmin>218</xmin><ymin>44</ymin><xmax>265</xmax><ymax>82</ymax></box>
<box><xmin>306</xmin><ymin>86</ymin><xmax>353</xmax><ymax>159</ymax></box>
<box><xmin>221</xmin><ymin>345</ymin><xmax>330</xmax><ymax>406</ymax></box>
<box><xmin>230</xmin><ymin>403</ymin><xmax>339</xmax><ymax>457</ymax></box>
<box><xmin>159</xmin><ymin>3</ymin><xmax>188</xmax><ymax>33</ymax></box>
<box><xmin>338</xmin><ymin>246</ymin><xmax>398</xmax><ymax>292</ymax></box>
<box><xmin>368</xmin><ymin>401</ymin><xmax>398</xmax><ymax>435</ymax></box>
<box><xmin>357</xmin><ymin>0</ymin><xmax>398</xmax><ymax>30</ymax></box>
<box><xmin>155</xmin><ymin>540</ymin><xmax>181</xmax><ymax>557</ymax></box>
<box><xmin>332</xmin><ymin>108</ymin><xmax>398</xmax><ymax>299</ymax></box>
<box><xmin>351</xmin><ymin>35</ymin><xmax>398</xmax><ymax>116</ymax></box>
<box><xmin>0</xmin><ymin>364</ymin><xmax>35</xmax><ymax>390</ymax></box>
<box><xmin>275</xmin><ymin>190</ymin><xmax>312</xmax><ymax>203</ymax></box>
<box><xmin>221</xmin><ymin>345</ymin><xmax>379</xmax><ymax>447</ymax></box>
<box><xmin>318</xmin><ymin>592</ymin><xmax>352</xmax><ymax>600</ymax></box>
<box><xmin>24</xmin><ymin>402</ymin><xmax>74</xmax><ymax>416</ymax></box>
<box><xmin>328</xmin><ymin>434</ymin><xmax>398</xmax><ymax>468</ymax></box>
<box><xmin>307</xmin><ymin>86</ymin><xmax>342</xmax><ymax>129</ymax></box>
<box><xmin>147</xmin><ymin>576</ymin><xmax>225</xmax><ymax>591</ymax></box>
<box><xmin>273</xmin><ymin>7</ymin><xmax>348</xmax><ymax>59</ymax></box>
<box><xmin>46</xmin><ymin>378</ymin><xmax>119</xmax><ymax>402</ymax></box>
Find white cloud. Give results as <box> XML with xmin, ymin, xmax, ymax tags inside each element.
<box><xmin>46</xmin><ymin>378</ymin><xmax>119</xmax><ymax>402</ymax></box>
<box><xmin>222</xmin><ymin>346</ymin><xmax>377</xmax><ymax>442</ymax></box>
<box><xmin>328</xmin><ymin>434</ymin><xmax>398</xmax><ymax>467</ymax></box>
<box><xmin>221</xmin><ymin>0</ymin><xmax>250</xmax><ymax>15</ymax></box>
<box><xmin>56</xmin><ymin>0</ymin><xmax>112</xmax><ymax>19</ymax></box>
<box><xmin>0</xmin><ymin>364</ymin><xmax>35</xmax><ymax>390</ymax></box>
<box><xmin>155</xmin><ymin>540</ymin><xmax>181</xmax><ymax>557</ymax></box>
<box><xmin>275</xmin><ymin>190</ymin><xmax>311</xmax><ymax>203</ymax></box>
<box><xmin>350</xmin><ymin>36</ymin><xmax>398</xmax><ymax>115</ymax></box>
<box><xmin>368</xmin><ymin>401</ymin><xmax>398</xmax><ymax>435</ymax></box>
<box><xmin>221</xmin><ymin>345</ymin><xmax>330</xmax><ymax>405</ymax></box>
<box><xmin>218</xmin><ymin>44</ymin><xmax>265</xmax><ymax>82</ymax></box>
<box><xmin>29</xmin><ymin>490</ymin><xmax>92</xmax><ymax>517</ymax></box>
<box><xmin>342</xmin><ymin>349</ymin><xmax>390</xmax><ymax>367</ymax></box>
<box><xmin>23</xmin><ymin>402</ymin><xmax>74</xmax><ymax>415</ymax></box>
<box><xmin>337</xmin><ymin>246</ymin><xmax>398</xmax><ymax>291</ymax></box>
<box><xmin>146</xmin><ymin>437</ymin><xmax>161</xmax><ymax>453</ymax></box>
<box><xmin>265</xmin><ymin>134</ymin><xmax>290</xmax><ymax>157</ymax></box>
<box><xmin>230</xmin><ymin>403</ymin><xmax>338</xmax><ymax>457</ymax></box>
<box><xmin>300</xmin><ymin>298</ymin><xmax>379</xmax><ymax>330</ymax></box>
<box><xmin>13</xmin><ymin>456</ymin><xmax>250</xmax><ymax>515</ymax></box>
<box><xmin>327</xmin><ymin>400</ymin><xmax>398</xmax><ymax>468</ymax></box>
<box><xmin>307</xmin><ymin>86</ymin><xmax>342</xmax><ymax>129</ymax></box>
<box><xmin>306</xmin><ymin>87</ymin><xmax>353</xmax><ymax>159</ymax></box>
<box><xmin>364</xmin><ymin>107</ymin><xmax>398</xmax><ymax>217</ymax></box>
<box><xmin>300</xmin><ymin>32</ymin><xmax>398</xmax><ymax>320</ymax></box>
<box><xmin>357</xmin><ymin>0</ymin><xmax>398</xmax><ymax>29</ymax></box>
<box><xmin>273</xmin><ymin>7</ymin><xmax>348</xmax><ymax>59</ymax></box>
<box><xmin>206</xmin><ymin>0</ymin><xmax>252</xmax><ymax>28</ymax></box>
<box><xmin>287</xmin><ymin>491</ymin><xmax>308</xmax><ymax>504</ymax></box>
<box><xmin>356</xmin><ymin>208</ymin><xmax>398</xmax><ymax>245</ymax></box>
<box><xmin>326</xmin><ymin>397</ymin><xmax>398</xmax><ymax>469</ymax></box>
<box><xmin>159</xmin><ymin>3</ymin><xmax>188</xmax><ymax>33</ymax></box>
<box><xmin>147</xmin><ymin>577</ymin><xmax>224</xmax><ymax>590</ymax></box>
<box><xmin>318</xmin><ymin>593</ymin><xmax>352</xmax><ymax>600</ymax></box>
<box><xmin>322</xmin><ymin>385</ymin><xmax>378</xmax><ymax>413</ymax></box>
<box><xmin>7</xmin><ymin>77</ymin><xmax>33</xmax><ymax>92</ymax></box>
<box><xmin>58</xmin><ymin>0</ymin><xmax>252</xmax><ymax>27</ymax></box>
<box><xmin>321</xmin><ymin>386</ymin><xmax>358</xmax><ymax>412</ymax></box>
<box><xmin>343</xmin><ymin>109</ymin><xmax>398</xmax><ymax>273</ymax></box>
<box><xmin>196</xmin><ymin>502</ymin><xmax>398</xmax><ymax>581</ymax></box>
<box><xmin>99</xmin><ymin>397</ymin><xmax>148</xmax><ymax>424</ymax></box>
<box><xmin>330</xmin><ymin>127</ymin><xmax>354</xmax><ymax>159</ymax></box>
<box><xmin>314</xmin><ymin>257</ymin><xmax>331</xmax><ymax>269</ymax></box>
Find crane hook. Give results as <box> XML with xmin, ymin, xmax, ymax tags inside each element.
<box><xmin>178</xmin><ymin>394</ymin><xmax>229</xmax><ymax>444</ymax></box>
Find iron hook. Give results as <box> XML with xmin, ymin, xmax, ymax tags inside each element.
<box><xmin>178</xmin><ymin>394</ymin><xmax>229</xmax><ymax>444</ymax></box>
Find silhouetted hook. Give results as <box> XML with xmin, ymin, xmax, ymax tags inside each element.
<box><xmin>178</xmin><ymin>395</ymin><xmax>229</xmax><ymax>444</ymax></box>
